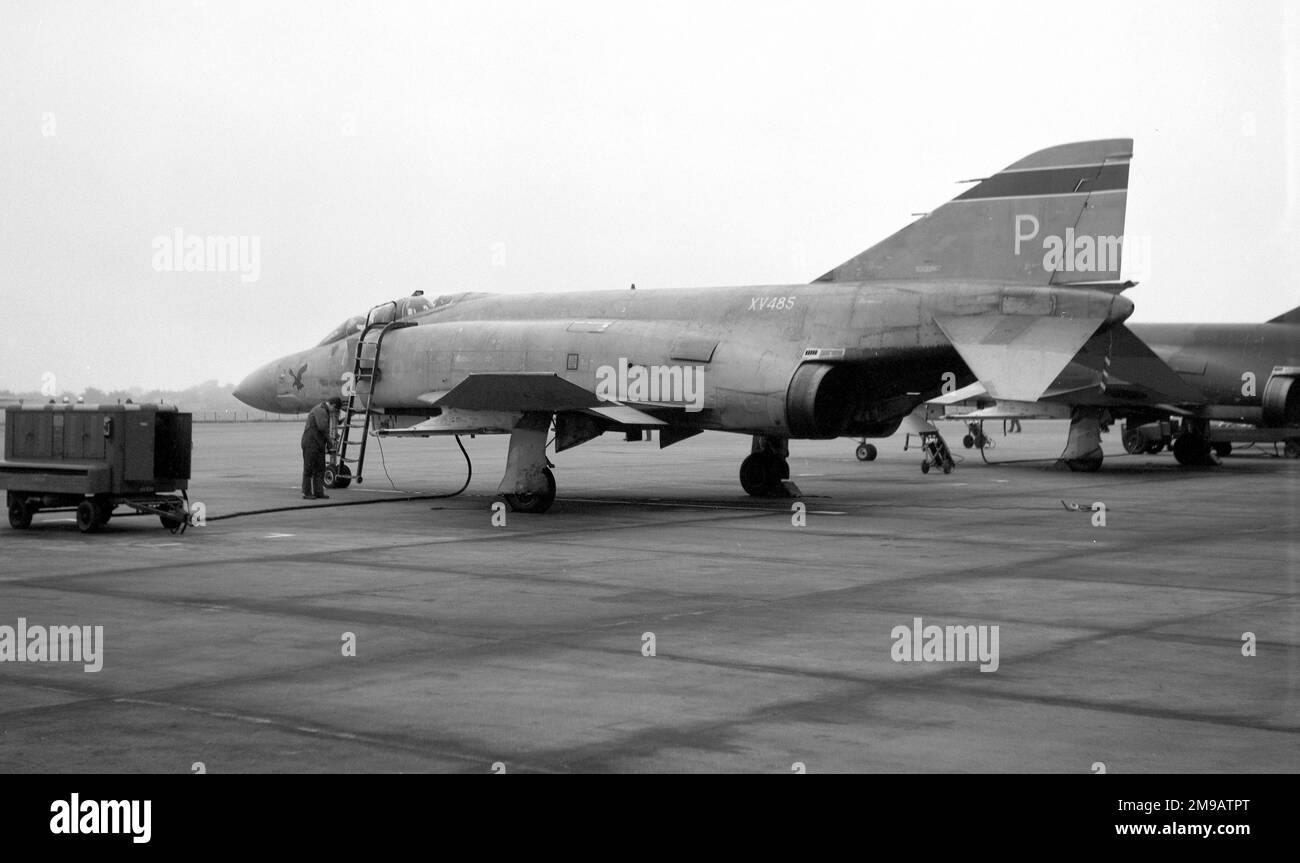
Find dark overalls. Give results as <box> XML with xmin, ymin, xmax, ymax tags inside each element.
<box><xmin>301</xmin><ymin>402</ymin><xmax>333</xmax><ymax>497</ymax></box>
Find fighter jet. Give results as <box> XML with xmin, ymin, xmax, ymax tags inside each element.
<box><xmin>235</xmin><ymin>139</ymin><xmax>1143</xmax><ymax>512</ymax></box>
<box><xmin>927</xmin><ymin>305</ymin><xmax>1300</xmax><ymax>467</ymax></box>
<box><xmin>1124</xmin><ymin>307</ymin><xmax>1300</xmax><ymax>460</ymax></box>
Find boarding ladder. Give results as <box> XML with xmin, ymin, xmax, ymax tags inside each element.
<box><xmin>334</xmin><ymin>301</ymin><xmax>417</xmax><ymax>484</ymax></box>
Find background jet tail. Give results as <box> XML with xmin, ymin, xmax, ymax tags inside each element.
<box><xmin>815</xmin><ymin>139</ymin><xmax>1133</xmax><ymax>285</ymax></box>
<box><xmin>1267</xmin><ymin>304</ymin><xmax>1300</xmax><ymax>324</ymax></box>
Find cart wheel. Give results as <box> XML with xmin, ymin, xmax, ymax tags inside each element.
<box><xmin>8</xmin><ymin>499</ymin><xmax>33</xmax><ymax>529</ymax></box>
<box><xmin>325</xmin><ymin>462</ymin><xmax>352</xmax><ymax>489</ymax></box>
<box><xmin>942</xmin><ymin>462</ymin><xmax>953</xmax><ymax>475</ymax></box>
<box><xmin>76</xmin><ymin>500</ymin><xmax>100</xmax><ymax>533</ymax></box>
<box><xmin>921</xmin><ymin>460</ymin><xmax>930</xmax><ymax>474</ymax></box>
<box><xmin>159</xmin><ymin>502</ymin><xmax>186</xmax><ymax>533</ymax></box>
<box><xmin>962</xmin><ymin>434</ymin><xmax>974</xmax><ymax>449</ymax></box>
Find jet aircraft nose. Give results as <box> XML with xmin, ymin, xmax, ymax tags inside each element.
<box><xmin>233</xmin><ymin>363</ymin><xmax>279</xmax><ymax>412</ymax></box>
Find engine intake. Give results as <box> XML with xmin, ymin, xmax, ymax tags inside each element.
<box><xmin>1262</xmin><ymin>370</ymin><xmax>1300</xmax><ymax>427</ymax></box>
<box><xmin>786</xmin><ymin>362</ymin><xmax>857</xmax><ymax>439</ymax></box>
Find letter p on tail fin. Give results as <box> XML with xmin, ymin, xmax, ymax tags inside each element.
<box><xmin>814</xmin><ymin>139</ymin><xmax>1133</xmax><ymax>285</ymax></box>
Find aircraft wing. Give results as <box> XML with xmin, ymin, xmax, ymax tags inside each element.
<box><xmin>941</xmin><ymin>401</ymin><xmax>1072</xmax><ymax>420</ymax></box>
<box><xmin>399</xmin><ymin>373</ymin><xmax>667</xmax><ymax>436</ymax></box>
<box><xmin>925</xmin><ymin>383</ymin><xmax>1071</xmax><ymax>420</ymax></box>
<box><xmin>928</xmin><ymin>381</ymin><xmax>989</xmax><ymax>405</ymax></box>
<box><xmin>424</xmin><ymin>373</ymin><xmax>602</xmax><ymax>412</ymax></box>
<box><xmin>1051</xmin><ymin>323</ymin><xmax>1207</xmax><ymax>405</ymax></box>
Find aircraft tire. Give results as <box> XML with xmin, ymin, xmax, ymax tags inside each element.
<box><xmin>1122</xmin><ymin>429</ymin><xmax>1145</xmax><ymax>454</ymax></box>
<box><xmin>740</xmin><ymin>452</ymin><xmax>786</xmax><ymax>496</ymax></box>
<box><xmin>861</xmin><ymin>443</ymin><xmax>877</xmax><ymax>461</ymax></box>
<box><xmin>855</xmin><ymin>443</ymin><xmax>870</xmax><ymax>461</ymax></box>
<box><xmin>504</xmin><ymin>467</ymin><xmax>556</xmax><ymax>514</ymax></box>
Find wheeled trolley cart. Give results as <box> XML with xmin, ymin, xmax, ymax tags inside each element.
<box><xmin>918</xmin><ymin>431</ymin><xmax>955</xmax><ymax>475</ymax></box>
<box><xmin>1</xmin><ymin>403</ymin><xmax>192</xmax><ymax>533</ymax></box>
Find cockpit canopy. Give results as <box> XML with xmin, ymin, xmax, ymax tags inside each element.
<box><xmin>315</xmin><ymin>292</ymin><xmax>483</xmax><ymax>346</ymax></box>
<box><xmin>315</xmin><ymin>316</ymin><xmax>366</xmax><ymax>347</ymax></box>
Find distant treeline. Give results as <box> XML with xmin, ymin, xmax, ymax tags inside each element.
<box><xmin>0</xmin><ymin>379</ymin><xmax>249</xmax><ymax>414</ymax></box>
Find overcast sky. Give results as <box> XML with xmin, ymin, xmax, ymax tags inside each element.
<box><xmin>1</xmin><ymin>0</ymin><xmax>1296</xmax><ymax>392</ymax></box>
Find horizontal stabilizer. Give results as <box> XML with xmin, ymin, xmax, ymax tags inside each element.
<box><xmin>934</xmin><ymin>314</ymin><xmax>1106</xmax><ymax>402</ymax></box>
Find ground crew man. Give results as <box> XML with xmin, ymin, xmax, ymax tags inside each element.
<box><xmin>302</xmin><ymin>396</ymin><xmax>342</xmax><ymax>499</ymax></box>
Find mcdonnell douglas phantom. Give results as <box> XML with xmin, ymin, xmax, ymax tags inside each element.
<box><xmin>236</xmin><ymin>139</ymin><xmax>1157</xmax><ymax>513</ymax></box>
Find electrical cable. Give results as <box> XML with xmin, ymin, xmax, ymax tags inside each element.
<box><xmin>205</xmin><ymin>435</ymin><xmax>472</xmax><ymax>523</ymax></box>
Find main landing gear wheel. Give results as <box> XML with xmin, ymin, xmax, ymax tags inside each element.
<box><xmin>855</xmin><ymin>443</ymin><xmax>877</xmax><ymax>462</ymax></box>
<box><xmin>8</xmin><ymin>497</ymin><xmax>33</xmax><ymax>530</ymax></box>
<box><xmin>504</xmin><ymin>467</ymin><xmax>556</xmax><ymax>514</ymax></box>
<box><xmin>739</xmin><ymin>452</ymin><xmax>789</xmax><ymax>496</ymax></box>
<box><xmin>76</xmin><ymin>500</ymin><xmax>101</xmax><ymax>534</ymax></box>
<box><xmin>1122</xmin><ymin>428</ymin><xmax>1145</xmax><ymax>455</ymax></box>
<box><xmin>325</xmin><ymin>462</ymin><xmax>352</xmax><ymax>489</ymax></box>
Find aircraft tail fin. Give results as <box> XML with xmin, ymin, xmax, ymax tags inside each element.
<box><xmin>1267</xmin><ymin>304</ymin><xmax>1300</xmax><ymax>324</ymax></box>
<box><xmin>815</xmin><ymin>139</ymin><xmax>1133</xmax><ymax>285</ymax></box>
